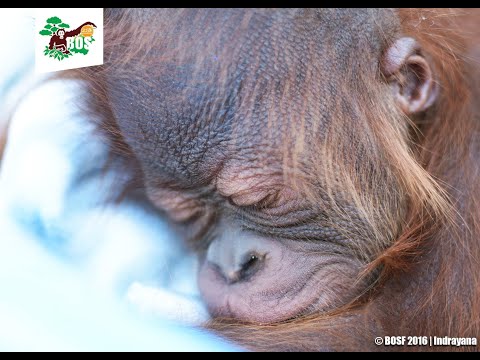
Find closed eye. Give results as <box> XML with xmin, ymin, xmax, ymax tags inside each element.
<box><xmin>229</xmin><ymin>188</ymin><xmax>307</xmax><ymax>218</ymax></box>
<box><xmin>147</xmin><ymin>187</ymin><xmax>205</xmax><ymax>223</ymax></box>
<box><xmin>228</xmin><ymin>190</ymin><xmax>279</xmax><ymax>208</ymax></box>
<box><xmin>168</xmin><ymin>204</ymin><xmax>204</xmax><ymax>223</ymax></box>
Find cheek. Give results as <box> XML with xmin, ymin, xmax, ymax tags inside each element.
<box><xmin>197</xmin><ymin>237</ymin><xmax>366</xmax><ymax>324</ymax></box>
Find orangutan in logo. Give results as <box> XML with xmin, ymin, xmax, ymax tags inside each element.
<box><xmin>39</xmin><ymin>16</ymin><xmax>97</xmax><ymax>60</ymax></box>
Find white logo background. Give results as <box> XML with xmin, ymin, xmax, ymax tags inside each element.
<box><xmin>35</xmin><ymin>8</ymin><xmax>103</xmax><ymax>73</ymax></box>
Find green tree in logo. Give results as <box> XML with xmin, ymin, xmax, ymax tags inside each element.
<box><xmin>39</xmin><ymin>16</ymin><xmax>96</xmax><ymax>61</ymax></box>
<box><xmin>39</xmin><ymin>16</ymin><xmax>70</xmax><ymax>36</ymax></box>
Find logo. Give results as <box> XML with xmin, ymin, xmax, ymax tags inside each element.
<box><xmin>39</xmin><ymin>17</ymin><xmax>97</xmax><ymax>61</ymax></box>
<box><xmin>35</xmin><ymin>8</ymin><xmax>103</xmax><ymax>73</ymax></box>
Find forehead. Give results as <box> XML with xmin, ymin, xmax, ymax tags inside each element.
<box><xmin>106</xmin><ymin>8</ymin><xmax>397</xmax><ymax>189</ymax></box>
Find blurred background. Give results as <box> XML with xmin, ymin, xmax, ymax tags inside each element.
<box><xmin>0</xmin><ymin>9</ymin><xmax>236</xmax><ymax>351</ymax></box>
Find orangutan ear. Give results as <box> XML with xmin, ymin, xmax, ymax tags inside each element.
<box><xmin>382</xmin><ymin>37</ymin><xmax>438</xmax><ymax>115</ymax></box>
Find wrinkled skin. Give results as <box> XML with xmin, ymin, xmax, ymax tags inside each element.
<box><xmin>102</xmin><ymin>9</ymin><xmax>432</xmax><ymax>325</ymax></box>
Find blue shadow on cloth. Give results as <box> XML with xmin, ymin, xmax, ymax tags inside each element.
<box><xmin>0</xmin><ymin>10</ymin><xmax>240</xmax><ymax>352</ymax></box>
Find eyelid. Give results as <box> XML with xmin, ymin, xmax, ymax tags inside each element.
<box><xmin>229</xmin><ymin>190</ymin><xmax>278</xmax><ymax>208</ymax></box>
<box><xmin>168</xmin><ymin>205</ymin><xmax>203</xmax><ymax>222</ymax></box>
<box><xmin>147</xmin><ymin>188</ymin><xmax>204</xmax><ymax>222</ymax></box>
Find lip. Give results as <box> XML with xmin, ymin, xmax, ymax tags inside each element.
<box><xmin>198</xmin><ymin>253</ymin><xmax>355</xmax><ymax>324</ymax></box>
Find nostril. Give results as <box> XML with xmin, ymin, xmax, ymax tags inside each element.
<box><xmin>243</xmin><ymin>253</ymin><xmax>259</xmax><ymax>270</ymax></box>
<box><xmin>238</xmin><ymin>252</ymin><xmax>264</xmax><ymax>282</ymax></box>
<box><xmin>208</xmin><ymin>250</ymin><xmax>266</xmax><ymax>285</ymax></box>
<box><xmin>205</xmin><ymin>232</ymin><xmax>272</xmax><ymax>285</ymax></box>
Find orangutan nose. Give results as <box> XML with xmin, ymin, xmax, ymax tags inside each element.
<box><xmin>206</xmin><ymin>231</ymin><xmax>268</xmax><ymax>284</ymax></box>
